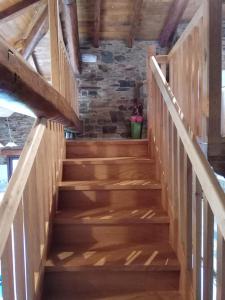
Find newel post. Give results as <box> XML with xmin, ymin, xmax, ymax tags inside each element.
<box><xmin>147</xmin><ymin>46</ymin><xmax>156</xmax><ymax>157</ymax></box>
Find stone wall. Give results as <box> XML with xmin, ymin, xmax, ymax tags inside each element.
<box><xmin>78</xmin><ymin>40</ymin><xmax>167</xmax><ymax>139</ymax></box>
<box><xmin>0</xmin><ymin>113</ymin><xmax>35</xmax><ymax>149</ymax></box>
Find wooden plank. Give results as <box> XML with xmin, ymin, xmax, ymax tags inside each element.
<box><xmin>149</xmin><ymin>56</ymin><xmax>225</xmax><ymax>241</ymax></box>
<box><xmin>93</xmin><ymin>0</ymin><xmax>101</xmax><ymax>47</ymax></box>
<box><xmin>127</xmin><ymin>0</ymin><xmax>143</xmax><ymax>48</ymax></box>
<box><xmin>63</xmin><ymin>0</ymin><xmax>81</xmax><ymax>74</ymax></box>
<box><xmin>184</xmin><ymin>157</ymin><xmax>193</xmax><ymax>270</ymax></box>
<box><xmin>0</xmin><ymin>35</ymin><xmax>81</xmax><ymax>129</ymax></box>
<box><xmin>159</xmin><ymin>0</ymin><xmax>190</xmax><ymax>47</ymax></box>
<box><xmin>203</xmin><ymin>199</ymin><xmax>214</xmax><ymax>300</ymax></box>
<box><xmin>147</xmin><ymin>46</ymin><xmax>156</xmax><ymax>157</ymax></box>
<box><xmin>217</xmin><ymin>229</ymin><xmax>225</xmax><ymax>300</ymax></box>
<box><xmin>0</xmin><ymin>148</ymin><xmax>22</xmax><ymax>156</ymax></box>
<box><xmin>13</xmin><ymin>202</ymin><xmax>26</xmax><ymax>300</ymax></box>
<box><xmin>1</xmin><ymin>232</ymin><xmax>15</xmax><ymax>300</ymax></box>
<box><xmin>48</xmin><ymin>0</ymin><xmax>60</xmax><ymax>90</ymax></box>
<box><xmin>204</xmin><ymin>0</ymin><xmax>224</xmax><ymax>173</ymax></box>
<box><xmin>192</xmin><ymin>177</ymin><xmax>202</xmax><ymax>300</ymax></box>
<box><xmin>20</xmin><ymin>4</ymin><xmax>49</xmax><ymax>60</ymax></box>
<box><xmin>0</xmin><ymin>0</ymin><xmax>40</xmax><ymax>24</ymax></box>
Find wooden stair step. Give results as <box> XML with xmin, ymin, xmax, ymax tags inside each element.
<box><xmin>53</xmin><ymin>220</ymin><xmax>169</xmax><ymax>246</ymax></box>
<box><xmin>58</xmin><ymin>179</ymin><xmax>161</xmax><ymax>191</ymax></box>
<box><xmin>46</xmin><ymin>242</ymin><xmax>179</xmax><ymax>271</ymax></box>
<box><xmin>58</xmin><ymin>189</ymin><xmax>161</xmax><ymax>210</ymax></box>
<box><xmin>66</xmin><ymin>140</ymin><xmax>149</xmax><ymax>158</ymax></box>
<box><xmin>55</xmin><ymin>207</ymin><xmax>169</xmax><ymax>224</ymax></box>
<box><xmin>43</xmin><ymin>243</ymin><xmax>180</xmax><ymax>298</ymax></box>
<box><xmin>63</xmin><ymin>157</ymin><xmax>155</xmax><ymax>181</ymax></box>
<box><xmin>63</xmin><ymin>157</ymin><xmax>154</xmax><ymax>165</ymax></box>
<box><xmin>43</xmin><ymin>291</ymin><xmax>182</xmax><ymax>300</ymax></box>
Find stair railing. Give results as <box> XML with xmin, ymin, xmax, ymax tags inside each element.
<box><xmin>0</xmin><ymin>119</ymin><xmax>65</xmax><ymax>300</ymax></box>
<box><xmin>148</xmin><ymin>53</ymin><xmax>225</xmax><ymax>300</ymax></box>
<box><xmin>48</xmin><ymin>0</ymin><xmax>79</xmax><ymax>116</ymax></box>
<box><xmin>167</xmin><ymin>0</ymin><xmax>224</xmax><ymax>175</ymax></box>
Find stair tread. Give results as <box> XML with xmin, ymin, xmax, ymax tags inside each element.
<box><xmin>63</xmin><ymin>157</ymin><xmax>154</xmax><ymax>165</ymax></box>
<box><xmin>66</xmin><ymin>139</ymin><xmax>148</xmax><ymax>145</ymax></box>
<box><xmin>46</xmin><ymin>242</ymin><xmax>179</xmax><ymax>272</ymax></box>
<box><xmin>59</xmin><ymin>179</ymin><xmax>161</xmax><ymax>191</ymax></box>
<box><xmin>55</xmin><ymin>207</ymin><xmax>169</xmax><ymax>224</ymax></box>
<box><xmin>45</xmin><ymin>291</ymin><xmax>182</xmax><ymax>300</ymax></box>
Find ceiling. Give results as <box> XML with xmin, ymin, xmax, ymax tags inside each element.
<box><xmin>0</xmin><ymin>0</ymin><xmax>203</xmax><ymax>82</ymax></box>
<box><xmin>0</xmin><ymin>0</ymin><xmax>203</xmax><ymax>46</ymax></box>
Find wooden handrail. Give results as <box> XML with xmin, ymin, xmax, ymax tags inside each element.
<box><xmin>0</xmin><ymin>119</ymin><xmax>46</xmax><ymax>258</ymax></box>
<box><xmin>150</xmin><ymin>56</ymin><xmax>225</xmax><ymax>239</ymax></box>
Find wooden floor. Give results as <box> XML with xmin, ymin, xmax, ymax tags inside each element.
<box><xmin>42</xmin><ymin>140</ymin><xmax>181</xmax><ymax>299</ymax></box>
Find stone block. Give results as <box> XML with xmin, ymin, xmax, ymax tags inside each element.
<box><xmin>103</xmin><ymin>125</ymin><xmax>117</xmax><ymax>134</ymax></box>
<box><xmin>119</xmin><ymin>80</ymin><xmax>135</xmax><ymax>87</ymax></box>
<box><xmin>101</xmin><ymin>51</ymin><xmax>113</xmax><ymax>63</ymax></box>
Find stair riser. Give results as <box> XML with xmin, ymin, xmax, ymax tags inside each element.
<box><xmin>63</xmin><ymin>163</ymin><xmax>155</xmax><ymax>181</ymax></box>
<box><xmin>66</xmin><ymin>142</ymin><xmax>148</xmax><ymax>158</ymax></box>
<box><xmin>43</xmin><ymin>271</ymin><xmax>180</xmax><ymax>297</ymax></box>
<box><xmin>53</xmin><ymin>223</ymin><xmax>169</xmax><ymax>246</ymax></box>
<box><xmin>58</xmin><ymin>190</ymin><xmax>161</xmax><ymax>210</ymax></box>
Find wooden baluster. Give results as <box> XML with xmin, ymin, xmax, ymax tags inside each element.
<box><xmin>1</xmin><ymin>231</ymin><xmax>15</xmax><ymax>300</ymax></box>
<box><xmin>168</xmin><ymin>115</ymin><xmax>173</xmax><ymax>206</ymax></box>
<box><xmin>23</xmin><ymin>182</ymin><xmax>36</xmax><ymax>298</ymax></box>
<box><xmin>192</xmin><ymin>176</ymin><xmax>202</xmax><ymax>300</ymax></box>
<box><xmin>217</xmin><ymin>229</ymin><xmax>225</xmax><ymax>300</ymax></box>
<box><xmin>161</xmin><ymin>100</ymin><xmax>168</xmax><ymax>210</ymax></box>
<box><xmin>184</xmin><ymin>157</ymin><xmax>193</xmax><ymax>271</ymax></box>
<box><xmin>203</xmin><ymin>197</ymin><xmax>214</xmax><ymax>300</ymax></box>
<box><xmin>171</xmin><ymin>123</ymin><xmax>178</xmax><ymax>249</ymax></box>
<box><xmin>177</xmin><ymin>137</ymin><xmax>183</xmax><ymax>244</ymax></box>
<box><xmin>13</xmin><ymin>202</ymin><xmax>26</xmax><ymax>300</ymax></box>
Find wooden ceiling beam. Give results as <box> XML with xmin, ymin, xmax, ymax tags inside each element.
<box><xmin>93</xmin><ymin>0</ymin><xmax>101</xmax><ymax>48</ymax></box>
<box><xmin>127</xmin><ymin>0</ymin><xmax>143</xmax><ymax>48</ymax></box>
<box><xmin>159</xmin><ymin>0</ymin><xmax>190</xmax><ymax>47</ymax></box>
<box><xmin>20</xmin><ymin>5</ymin><xmax>49</xmax><ymax>60</ymax></box>
<box><xmin>0</xmin><ymin>36</ymin><xmax>81</xmax><ymax>130</ymax></box>
<box><xmin>0</xmin><ymin>0</ymin><xmax>41</xmax><ymax>24</ymax></box>
<box><xmin>63</xmin><ymin>0</ymin><xmax>81</xmax><ymax>74</ymax></box>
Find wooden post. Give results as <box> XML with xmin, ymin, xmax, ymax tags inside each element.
<box><xmin>217</xmin><ymin>229</ymin><xmax>225</xmax><ymax>299</ymax></box>
<box><xmin>147</xmin><ymin>46</ymin><xmax>156</xmax><ymax>157</ymax></box>
<box><xmin>203</xmin><ymin>0</ymin><xmax>224</xmax><ymax>174</ymax></box>
<box><xmin>203</xmin><ymin>198</ymin><xmax>214</xmax><ymax>300</ymax></box>
<box><xmin>63</xmin><ymin>0</ymin><xmax>81</xmax><ymax>74</ymax></box>
<box><xmin>48</xmin><ymin>0</ymin><xmax>60</xmax><ymax>90</ymax></box>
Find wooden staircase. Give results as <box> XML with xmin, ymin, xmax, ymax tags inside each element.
<box><xmin>42</xmin><ymin>140</ymin><xmax>181</xmax><ymax>300</ymax></box>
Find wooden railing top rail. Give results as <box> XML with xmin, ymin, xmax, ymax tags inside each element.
<box><xmin>168</xmin><ymin>4</ymin><xmax>203</xmax><ymax>58</ymax></box>
<box><xmin>149</xmin><ymin>56</ymin><xmax>225</xmax><ymax>240</ymax></box>
<box><xmin>0</xmin><ymin>36</ymin><xmax>82</xmax><ymax>130</ymax></box>
<box><xmin>0</xmin><ymin>119</ymin><xmax>46</xmax><ymax>258</ymax></box>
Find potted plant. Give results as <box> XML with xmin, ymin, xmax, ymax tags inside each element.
<box><xmin>130</xmin><ymin>103</ymin><xmax>143</xmax><ymax>139</ymax></box>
